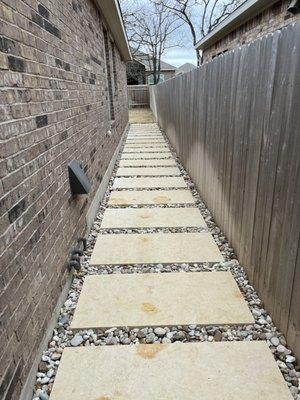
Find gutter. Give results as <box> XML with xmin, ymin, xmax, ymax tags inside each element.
<box><xmin>96</xmin><ymin>0</ymin><xmax>132</xmax><ymax>61</ymax></box>
<box><xmin>195</xmin><ymin>0</ymin><xmax>279</xmax><ymax>50</ymax></box>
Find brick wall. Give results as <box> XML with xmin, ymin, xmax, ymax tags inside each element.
<box><xmin>0</xmin><ymin>0</ymin><xmax>128</xmax><ymax>398</ymax></box>
<box><xmin>202</xmin><ymin>0</ymin><xmax>300</xmax><ymax>62</ymax></box>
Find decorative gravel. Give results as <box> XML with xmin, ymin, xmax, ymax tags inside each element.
<box><xmin>32</xmin><ymin>127</ymin><xmax>300</xmax><ymax>400</ymax></box>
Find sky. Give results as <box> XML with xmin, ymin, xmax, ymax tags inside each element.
<box><xmin>120</xmin><ymin>0</ymin><xmax>241</xmax><ymax>68</ymax></box>
<box><xmin>120</xmin><ymin>0</ymin><xmax>199</xmax><ymax>68</ymax></box>
<box><xmin>164</xmin><ymin>46</ymin><xmax>197</xmax><ymax>68</ymax></box>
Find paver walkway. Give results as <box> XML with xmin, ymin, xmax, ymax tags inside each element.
<box><xmin>49</xmin><ymin>124</ymin><xmax>292</xmax><ymax>399</ymax></box>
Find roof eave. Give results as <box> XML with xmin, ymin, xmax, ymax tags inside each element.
<box><xmin>195</xmin><ymin>0</ymin><xmax>279</xmax><ymax>51</ymax></box>
<box><xmin>96</xmin><ymin>0</ymin><xmax>132</xmax><ymax>61</ymax></box>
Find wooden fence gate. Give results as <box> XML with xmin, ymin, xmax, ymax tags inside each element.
<box><xmin>127</xmin><ymin>85</ymin><xmax>150</xmax><ymax>108</ymax></box>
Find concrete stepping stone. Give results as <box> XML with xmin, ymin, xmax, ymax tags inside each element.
<box><xmin>108</xmin><ymin>189</ymin><xmax>195</xmax><ymax>205</ymax></box>
<box><xmin>130</xmin><ymin>130</ymin><xmax>160</xmax><ymax>132</ymax></box>
<box><xmin>112</xmin><ymin>177</ymin><xmax>186</xmax><ymax>189</ymax></box>
<box><xmin>127</xmin><ymin>132</ymin><xmax>164</xmax><ymax>137</ymax></box>
<box><xmin>128</xmin><ymin>132</ymin><xmax>161</xmax><ymax>135</ymax></box>
<box><xmin>128</xmin><ymin>132</ymin><xmax>162</xmax><ymax>135</ymax></box>
<box><xmin>126</xmin><ymin>135</ymin><xmax>164</xmax><ymax>139</ymax></box>
<box><xmin>90</xmin><ymin>232</ymin><xmax>223</xmax><ymax>265</ymax></box>
<box><xmin>127</xmin><ymin>136</ymin><xmax>164</xmax><ymax>140</ymax></box>
<box><xmin>124</xmin><ymin>141</ymin><xmax>168</xmax><ymax>148</ymax></box>
<box><xmin>123</xmin><ymin>148</ymin><xmax>171</xmax><ymax>153</ymax></box>
<box><xmin>71</xmin><ymin>271</ymin><xmax>254</xmax><ymax>329</ymax></box>
<box><xmin>116</xmin><ymin>167</ymin><xmax>180</xmax><ymax>176</ymax></box>
<box><xmin>101</xmin><ymin>207</ymin><xmax>206</xmax><ymax>228</ymax></box>
<box><xmin>121</xmin><ymin>152</ymin><xmax>173</xmax><ymax>159</ymax></box>
<box><xmin>123</xmin><ymin>149</ymin><xmax>169</xmax><ymax>154</ymax></box>
<box><xmin>126</xmin><ymin>139</ymin><xmax>166</xmax><ymax>142</ymax></box>
<box><xmin>126</xmin><ymin>141</ymin><xmax>166</xmax><ymax>145</ymax></box>
<box><xmin>124</xmin><ymin>144</ymin><xmax>168</xmax><ymax>148</ymax></box>
<box><xmin>119</xmin><ymin>159</ymin><xmax>177</xmax><ymax>167</ymax></box>
<box><xmin>49</xmin><ymin>342</ymin><xmax>292</xmax><ymax>400</ymax></box>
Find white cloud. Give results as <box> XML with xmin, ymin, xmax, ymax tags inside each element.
<box><xmin>164</xmin><ymin>47</ymin><xmax>197</xmax><ymax>68</ymax></box>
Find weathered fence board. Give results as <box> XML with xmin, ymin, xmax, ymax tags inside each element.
<box><xmin>127</xmin><ymin>85</ymin><xmax>150</xmax><ymax>108</ymax></box>
<box><xmin>150</xmin><ymin>22</ymin><xmax>300</xmax><ymax>360</ymax></box>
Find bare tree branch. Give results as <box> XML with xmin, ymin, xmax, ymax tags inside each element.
<box><xmin>159</xmin><ymin>0</ymin><xmax>242</xmax><ymax>65</ymax></box>
<box><xmin>120</xmin><ymin>0</ymin><xmax>182</xmax><ymax>84</ymax></box>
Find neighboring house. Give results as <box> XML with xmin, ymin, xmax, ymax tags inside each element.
<box><xmin>195</xmin><ymin>0</ymin><xmax>300</xmax><ymax>63</ymax></box>
<box><xmin>127</xmin><ymin>50</ymin><xmax>177</xmax><ymax>84</ymax></box>
<box><xmin>0</xmin><ymin>1</ymin><xmax>130</xmax><ymax>399</ymax></box>
<box><xmin>175</xmin><ymin>62</ymin><xmax>197</xmax><ymax>75</ymax></box>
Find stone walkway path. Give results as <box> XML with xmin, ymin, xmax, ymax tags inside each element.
<box><xmin>37</xmin><ymin>124</ymin><xmax>296</xmax><ymax>399</ymax></box>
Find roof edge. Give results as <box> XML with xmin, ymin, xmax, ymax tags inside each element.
<box><xmin>96</xmin><ymin>0</ymin><xmax>132</xmax><ymax>61</ymax></box>
<box><xmin>195</xmin><ymin>0</ymin><xmax>279</xmax><ymax>51</ymax></box>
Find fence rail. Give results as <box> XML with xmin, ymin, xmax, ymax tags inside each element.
<box><xmin>150</xmin><ymin>22</ymin><xmax>300</xmax><ymax>360</ymax></box>
<box><xmin>127</xmin><ymin>85</ymin><xmax>150</xmax><ymax>108</ymax></box>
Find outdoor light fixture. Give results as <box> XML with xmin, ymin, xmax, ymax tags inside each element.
<box><xmin>288</xmin><ymin>0</ymin><xmax>300</xmax><ymax>13</ymax></box>
<box><xmin>68</xmin><ymin>160</ymin><xmax>91</xmax><ymax>196</ymax></box>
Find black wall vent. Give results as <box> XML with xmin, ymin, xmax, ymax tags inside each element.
<box><xmin>68</xmin><ymin>160</ymin><xmax>91</xmax><ymax>195</ymax></box>
<box><xmin>288</xmin><ymin>0</ymin><xmax>300</xmax><ymax>13</ymax></box>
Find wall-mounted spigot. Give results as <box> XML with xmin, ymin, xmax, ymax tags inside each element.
<box><xmin>68</xmin><ymin>259</ymin><xmax>81</xmax><ymax>271</ymax></box>
<box><xmin>77</xmin><ymin>237</ymin><xmax>87</xmax><ymax>252</ymax></box>
<box><xmin>67</xmin><ymin>237</ymin><xmax>87</xmax><ymax>272</ymax></box>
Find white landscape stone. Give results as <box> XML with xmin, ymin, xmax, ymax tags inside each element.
<box><xmin>49</xmin><ymin>342</ymin><xmax>292</xmax><ymax>400</ymax></box>
<box><xmin>70</xmin><ymin>271</ymin><xmax>254</xmax><ymax>329</ymax></box>
<box><xmin>112</xmin><ymin>176</ymin><xmax>186</xmax><ymax>189</ymax></box>
<box><xmin>107</xmin><ymin>189</ymin><xmax>195</xmax><ymax>205</ymax></box>
<box><xmin>90</xmin><ymin>232</ymin><xmax>223</xmax><ymax>265</ymax></box>
<box><xmin>116</xmin><ymin>167</ymin><xmax>181</xmax><ymax>176</ymax></box>
<box><xmin>101</xmin><ymin>207</ymin><xmax>206</xmax><ymax>228</ymax></box>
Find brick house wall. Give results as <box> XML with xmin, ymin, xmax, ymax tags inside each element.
<box><xmin>202</xmin><ymin>0</ymin><xmax>300</xmax><ymax>62</ymax></box>
<box><xmin>0</xmin><ymin>1</ymin><xmax>128</xmax><ymax>399</ymax></box>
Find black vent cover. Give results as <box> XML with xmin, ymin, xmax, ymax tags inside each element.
<box><xmin>288</xmin><ymin>0</ymin><xmax>300</xmax><ymax>13</ymax></box>
<box><xmin>68</xmin><ymin>160</ymin><xmax>91</xmax><ymax>195</ymax></box>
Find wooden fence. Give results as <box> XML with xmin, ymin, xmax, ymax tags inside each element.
<box><xmin>150</xmin><ymin>22</ymin><xmax>300</xmax><ymax>360</ymax></box>
<box><xmin>127</xmin><ymin>84</ymin><xmax>150</xmax><ymax>108</ymax></box>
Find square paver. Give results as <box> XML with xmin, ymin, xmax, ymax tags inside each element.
<box><xmin>50</xmin><ymin>342</ymin><xmax>292</xmax><ymax>400</ymax></box>
<box><xmin>71</xmin><ymin>271</ymin><xmax>254</xmax><ymax>329</ymax></box>
<box><xmin>125</xmin><ymin>141</ymin><xmax>167</xmax><ymax>145</ymax></box>
<box><xmin>127</xmin><ymin>136</ymin><xmax>164</xmax><ymax>140</ymax></box>
<box><xmin>123</xmin><ymin>150</ymin><xmax>169</xmax><ymax>155</ymax></box>
<box><xmin>121</xmin><ymin>153</ymin><xmax>174</xmax><ymax>159</ymax></box>
<box><xmin>101</xmin><ymin>207</ymin><xmax>206</xmax><ymax>228</ymax></box>
<box><xmin>127</xmin><ymin>135</ymin><xmax>165</xmax><ymax>142</ymax></box>
<box><xmin>90</xmin><ymin>232</ymin><xmax>223</xmax><ymax>265</ymax></box>
<box><xmin>107</xmin><ymin>189</ymin><xmax>195</xmax><ymax>205</ymax></box>
<box><xmin>124</xmin><ymin>144</ymin><xmax>168</xmax><ymax>148</ymax></box>
<box><xmin>119</xmin><ymin>159</ymin><xmax>177</xmax><ymax>167</ymax></box>
<box><xmin>128</xmin><ymin>132</ymin><xmax>161</xmax><ymax>134</ymax></box>
<box><xmin>116</xmin><ymin>167</ymin><xmax>181</xmax><ymax>176</ymax></box>
<box><xmin>126</xmin><ymin>137</ymin><xmax>166</xmax><ymax>144</ymax></box>
<box><xmin>123</xmin><ymin>148</ymin><xmax>171</xmax><ymax>154</ymax></box>
<box><xmin>112</xmin><ymin>177</ymin><xmax>186</xmax><ymax>189</ymax></box>
<box><xmin>127</xmin><ymin>132</ymin><xmax>163</xmax><ymax>137</ymax></box>
<box><xmin>129</xmin><ymin>130</ymin><xmax>160</xmax><ymax>133</ymax></box>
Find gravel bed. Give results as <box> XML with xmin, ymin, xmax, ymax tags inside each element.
<box><xmin>32</xmin><ymin>127</ymin><xmax>300</xmax><ymax>400</ymax></box>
